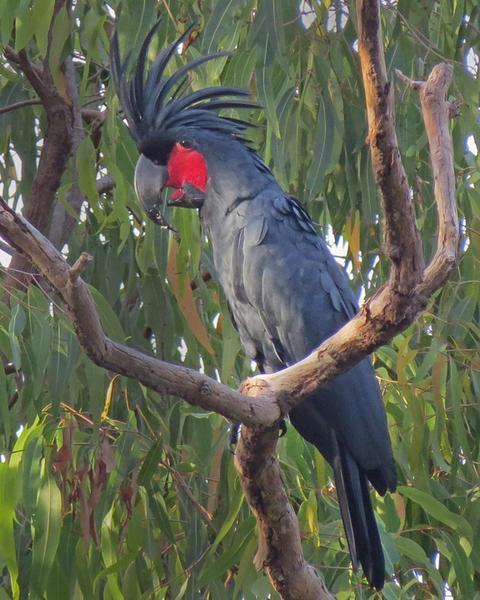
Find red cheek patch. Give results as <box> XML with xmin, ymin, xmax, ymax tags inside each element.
<box><xmin>166</xmin><ymin>143</ymin><xmax>208</xmax><ymax>196</ymax></box>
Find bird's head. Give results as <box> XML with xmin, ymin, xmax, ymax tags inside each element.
<box><xmin>110</xmin><ymin>22</ymin><xmax>259</xmax><ymax>223</ymax></box>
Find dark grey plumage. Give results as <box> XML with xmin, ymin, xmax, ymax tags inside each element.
<box><xmin>199</xmin><ymin>153</ymin><xmax>396</xmax><ymax>590</ymax></box>
<box><xmin>110</xmin><ymin>22</ymin><xmax>256</xmax><ymax>146</ymax></box>
<box><xmin>111</xmin><ymin>23</ymin><xmax>396</xmax><ymax>590</ymax></box>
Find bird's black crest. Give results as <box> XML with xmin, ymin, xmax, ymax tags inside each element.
<box><xmin>110</xmin><ymin>21</ymin><xmax>257</xmax><ymax>145</ymax></box>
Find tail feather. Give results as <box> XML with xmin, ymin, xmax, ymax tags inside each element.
<box><xmin>332</xmin><ymin>443</ymin><xmax>359</xmax><ymax>571</ymax></box>
<box><xmin>331</xmin><ymin>433</ymin><xmax>385</xmax><ymax>590</ymax></box>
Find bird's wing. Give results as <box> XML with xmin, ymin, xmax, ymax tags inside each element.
<box><xmin>236</xmin><ymin>192</ymin><xmax>358</xmax><ymax>361</ymax></box>
<box><xmin>230</xmin><ymin>191</ymin><xmax>395</xmax><ymax>492</ymax></box>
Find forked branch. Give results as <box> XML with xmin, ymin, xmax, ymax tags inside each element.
<box><xmin>0</xmin><ymin>1</ymin><xmax>458</xmax><ymax>597</ymax></box>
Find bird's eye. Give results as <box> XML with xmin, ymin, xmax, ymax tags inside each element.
<box><xmin>180</xmin><ymin>139</ymin><xmax>192</xmax><ymax>149</ymax></box>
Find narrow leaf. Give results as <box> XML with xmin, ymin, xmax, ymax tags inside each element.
<box><xmin>398</xmin><ymin>486</ymin><xmax>472</xmax><ymax>541</ymax></box>
<box><xmin>30</xmin><ymin>471</ymin><xmax>62</xmax><ymax>597</ymax></box>
<box><xmin>167</xmin><ymin>237</ymin><xmax>214</xmax><ymax>356</ymax></box>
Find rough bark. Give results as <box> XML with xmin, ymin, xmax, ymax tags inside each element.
<box><xmin>356</xmin><ymin>0</ymin><xmax>424</xmax><ymax>293</ymax></box>
<box><xmin>238</xmin><ymin>13</ymin><xmax>459</xmax><ymax>417</ymax></box>
<box><xmin>47</xmin><ymin>57</ymin><xmax>86</xmax><ymax>251</ymax></box>
<box><xmin>237</xmin><ymin>2</ymin><xmax>458</xmax><ymax>595</ymax></box>
<box><xmin>235</xmin><ymin>426</ymin><xmax>333</xmax><ymax>600</ymax></box>
<box><xmin>3</xmin><ymin>3</ymin><xmax>75</xmax><ymax>292</ymax></box>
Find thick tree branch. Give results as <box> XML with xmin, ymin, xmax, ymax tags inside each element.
<box><xmin>240</xmin><ymin>0</ymin><xmax>459</xmax><ymax>415</ymax></box>
<box><xmin>414</xmin><ymin>64</ymin><xmax>459</xmax><ymax>296</ymax></box>
<box><xmin>235</xmin><ymin>426</ymin><xmax>333</xmax><ymax>599</ymax></box>
<box><xmin>3</xmin><ymin>2</ymin><xmax>74</xmax><ymax>292</ymax></box>
<box><xmin>356</xmin><ymin>0</ymin><xmax>424</xmax><ymax>293</ymax></box>
<box><xmin>48</xmin><ymin>57</ymin><xmax>87</xmax><ymax>250</ymax></box>
<box><xmin>236</xmin><ymin>3</ymin><xmax>459</xmax><ymax>596</ymax></box>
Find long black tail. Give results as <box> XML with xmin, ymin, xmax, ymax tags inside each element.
<box><xmin>331</xmin><ymin>433</ymin><xmax>385</xmax><ymax>590</ymax></box>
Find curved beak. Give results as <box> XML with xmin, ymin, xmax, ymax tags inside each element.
<box><xmin>134</xmin><ymin>154</ymin><xmax>168</xmax><ymax>222</ymax></box>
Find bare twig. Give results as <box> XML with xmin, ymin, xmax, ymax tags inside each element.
<box><xmin>395</xmin><ymin>69</ymin><xmax>423</xmax><ymax>90</ymax></box>
<box><xmin>163</xmin><ymin>453</ymin><xmax>217</xmax><ymax>534</ymax></box>
<box><xmin>160</xmin><ymin>0</ymin><xmax>178</xmax><ymax>29</ymax></box>
<box><xmin>383</xmin><ymin>3</ymin><xmax>464</xmax><ymax>67</ymax></box>
<box><xmin>0</xmin><ymin>99</ymin><xmax>42</xmax><ymax>115</ymax></box>
<box><xmin>69</xmin><ymin>252</ymin><xmax>92</xmax><ymax>282</ymax></box>
<box><xmin>3</xmin><ymin>47</ymin><xmax>45</xmax><ymax>99</ymax></box>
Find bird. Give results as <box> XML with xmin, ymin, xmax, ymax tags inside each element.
<box><xmin>111</xmin><ymin>22</ymin><xmax>396</xmax><ymax>590</ymax></box>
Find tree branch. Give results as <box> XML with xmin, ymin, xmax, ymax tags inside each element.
<box><xmin>0</xmin><ymin>2</ymin><xmax>459</xmax><ymax>597</ymax></box>
<box><xmin>4</xmin><ymin>0</ymin><xmax>75</xmax><ymax>293</ymax></box>
<box><xmin>0</xmin><ymin>198</ymin><xmax>281</xmax><ymax>427</ymax></box>
<box><xmin>356</xmin><ymin>0</ymin><xmax>424</xmax><ymax>294</ymax></box>
<box><xmin>0</xmin><ymin>98</ymin><xmax>43</xmax><ymax>115</ymax></box>
<box><xmin>239</xmin><ymin>0</ymin><xmax>459</xmax><ymax>416</ymax></box>
<box><xmin>414</xmin><ymin>64</ymin><xmax>459</xmax><ymax>296</ymax></box>
<box><xmin>236</xmin><ymin>2</ymin><xmax>459</xmax><ymax>596</ymax></box>
<box><xmin>3</xmin><ymin>47</ymin><xmax>45</xmax><ymax>101</ymax></box>
<box><xmin>235</xmin><ymin>426</ymin><xmax>334</xmax><ymax>599</ymax></box>
<box><xmin>3</xmin><ymin>33</ymin><xmax>74</xmax><ymax>292</ymax></box>
<box><xmin>48</xmin><ymin>57</ymin><xmax>87</xmax><ymax>250</ymax></box>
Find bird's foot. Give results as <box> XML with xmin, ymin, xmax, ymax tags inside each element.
<box><xmin>229</xmin><ymin>420</ymin><xmax>286</xmax><ymax>448</ymax></box>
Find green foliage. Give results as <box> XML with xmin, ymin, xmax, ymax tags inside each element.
<box><xmin>0</xmin><ymin>0</ymin><xmax>479</xmax><ymax>597</ymax></box>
